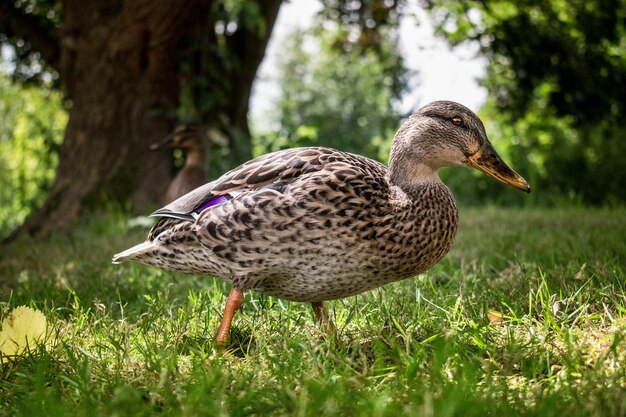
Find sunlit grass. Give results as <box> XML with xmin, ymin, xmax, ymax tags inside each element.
<box><xmin>0</xmin><ymin>207</ymin><xmax>625</xmax><ymax>416</ymax></box>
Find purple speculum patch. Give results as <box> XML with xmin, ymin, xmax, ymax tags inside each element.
<box><xmin>196</xmin><ymin>194</ymin><xmax>229</xmax><ymax>214</ymax></box>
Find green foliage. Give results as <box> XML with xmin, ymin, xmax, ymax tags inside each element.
<box><xmin>442</xmin><ymin>90</ymin><xmax>626</xmax><ymax>206</ymax></box>
<box><xmin>0</xmin><ymin>0</ymin><xmax>62</xmax><ymax>85</ymax></box>
<box><xmin>424</xmin><ymin>0</ymin><xmax>626</xmax><ymax>205</ymax></box>
<box><xmin>485</xmin><ymin>94</ymin><xmax>626</xmax><ymax>205</ymax></box>
<box><xmin>1</xmin><ymin>208</ymin><xmax>626</xmax><ymax>415</ymax></box>
<box><xmin>255</xmin><ymin>26</ymin><xmax>406</xmax><ymax>161</ymax></box>
<box><xmin>423</xmin><ymin>0</ymin><xmax>626</xmax><ymax>125</ymax></box>
<box><xmin>0</xmin><ymin>75</ymin><xmax>66</xmax><ymax>237</ymax></box>
<box><xmin>176</xmin><ymin>0</ymin><xmax>273</xmax><ymax>174</ymax></box>
<box><xmin>255</xmin><ymin>1</ymin><xmax>409</xmax><ymax>161</ymax></box>
<box><xmin>319</xmin><ymin>0</ymin><xmax>408</xmax><ymax>99</ymax></box>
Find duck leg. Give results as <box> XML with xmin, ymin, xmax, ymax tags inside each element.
<box><xmin>216</xmin><ymin>288</ymin><xmax>245</xmax><ymax>347</ymax></box>
<box><xmin>312</xmin><ymin>301</ymin><xmax>336</xmax><ymax>334</ymax></box>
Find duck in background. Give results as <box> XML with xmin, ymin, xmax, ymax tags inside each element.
<box><xmin>151</xmin><ymin>124</ymin><xmax>209</xmax><ymax>203</ymax></box>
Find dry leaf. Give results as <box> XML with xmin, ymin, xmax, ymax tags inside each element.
<box><xmin>487</xmin><ymin>309</ymin><xmax>505</xmax><ymax>326</ymax></box>
<box><xmin>0</xmin><ymin>306</ymin><xmax>49</xmax><ymax>362</ymax></box>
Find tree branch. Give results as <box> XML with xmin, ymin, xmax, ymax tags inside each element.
<box><xmin>0</xmin><ymin>2</ymin><xmax>60</xmax><ymax>70</ymax></box>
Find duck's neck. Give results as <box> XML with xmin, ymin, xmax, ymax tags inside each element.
<box><xmin>387</xmin><ymin>139</ymin><xmax>442</xmax><ymax>193</ymax></box>
<box><xmin>185</xmin><ymin>147</ymin><xmax>206</xmax><ymax>168</ymax></box>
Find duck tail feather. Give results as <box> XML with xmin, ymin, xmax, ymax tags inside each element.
<box><xmin>112</xmin><ymin>241</ymin><xmax>156</xmax><ymax>264</ymax></box>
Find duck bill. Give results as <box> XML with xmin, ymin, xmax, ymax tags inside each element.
<box><xmin>150</xmin><ymin>134</ymin><xmax>174</xmax><ymax>151</ymax></box>
<box><xmin>466</xmin><ymin>142</ymin><xmax>531</xmax><ymax>193</ymax></box>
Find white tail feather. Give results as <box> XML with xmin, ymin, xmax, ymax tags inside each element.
<box><xmin>112</xmin><ymin>241</ymin><xmax>156</xmax><ymax>264</ymax></box>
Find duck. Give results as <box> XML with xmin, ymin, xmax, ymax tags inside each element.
<box><xmin>114</xmin><ymin>101</ymin><xmax>530</xmax><ymax>347</ymax></box>
<box><xmin>151</xmin><ymin>124</ymin><xmax>209</xmax><ymax>203</ymax></box>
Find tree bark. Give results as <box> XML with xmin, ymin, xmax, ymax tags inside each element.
<box><xmin>222</xmin><ymin>0</ymin><xmax>282</xmax><ymax>164</ymax></box>
<box><xmin>8</xmin><ymin>0</ymin><xmax>206</xmax><ymax>238</ymax></box>
<box><xmin>2</xmin><ymin>0</ymin><xmax>282</xmax><ymax>240</ymax></box>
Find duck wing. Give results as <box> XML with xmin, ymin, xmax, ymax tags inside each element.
<box><xmin>151</xmin><ymin>147</ymin><xmax>376</xmax><ymax>222</ymax></box>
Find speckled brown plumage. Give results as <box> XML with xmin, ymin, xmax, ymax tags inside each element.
<box><xmin>139</xmin><ymin>148</ymin><xmax>457</xmax><ymax>302</ymax></box>
<box><xmin>114</xmin><ymin>101</ymin><xmax>530</xmax><ymax>346</ymax></box>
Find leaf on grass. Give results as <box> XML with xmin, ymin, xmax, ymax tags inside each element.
<box><xmin>574</xmin><ymin>263</ymin><xmax>587</xmax><ymax>281</ymax></box>
<box><xmin>0</xmin><ymin>306</ymin><xmax>50</xmax><ymax>363</ymax></box>
<box><xmin>487</xmin><ymin>309</ymin><xmax>505</xmax><ymax>326</ymax></box>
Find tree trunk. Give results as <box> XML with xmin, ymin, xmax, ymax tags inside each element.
<box><xmin>223</xmin><ymin>0</ymin><xmax>282</xmax><ymax>165</ymax></box>
<box><xmin>9</xmin><ymin>0</ymin><xmax>206</xmax><ymax>238</ymax></box>
<box><xmin>2</xmin><ymin>0</ymin><xmax>282</xmax><ymax>241</ymax></box>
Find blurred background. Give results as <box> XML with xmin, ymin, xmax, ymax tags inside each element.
<box><xmin>1</xmin><ymin>0</ymin><xmax>625</xmax><ymax>240</ymax></box>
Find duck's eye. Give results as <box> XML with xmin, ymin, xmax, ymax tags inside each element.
<box><xmin>451</xmin><ymin>116</ymin><xmax>463</xmax><ymax>126</ymax></box>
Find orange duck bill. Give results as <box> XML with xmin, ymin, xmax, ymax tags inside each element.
<box><xmin>466</xmin><ymin>141</ymin><xmax>531</xmax><ymax>193</ymax></box>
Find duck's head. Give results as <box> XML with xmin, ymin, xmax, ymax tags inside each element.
<box><xmin>150</xmin><ymin>124</ymin><xmax>207</xmax><ymax>152</ymax></box>
<box><xmin>389</xmin><ymin>100</ymin><xmax>530</xmax><ymax>193</ymax></box>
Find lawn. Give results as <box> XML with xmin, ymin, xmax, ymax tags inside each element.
<box><xmin>1</xmin><ymin>207</ymin><xmax>625</xmax><ymax>416</ymax></box>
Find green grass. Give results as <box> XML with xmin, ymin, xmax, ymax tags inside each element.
<box><xmin>1</xmin><ymin>207</ymin><xmax>625</xmax><ymax>416</ymax></box>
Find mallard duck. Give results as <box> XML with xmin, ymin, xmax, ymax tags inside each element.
<box><xmin>151</xmin><ymin>124</ymin><xmax>209</xmax><ymax>203</ymax></box>
<box><xmin>114</xmin><ymin>101</ymin><xmax>530</xmax><ymax>346</ymax></box>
